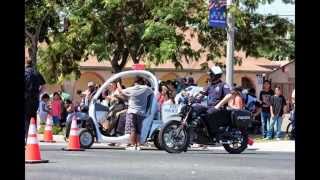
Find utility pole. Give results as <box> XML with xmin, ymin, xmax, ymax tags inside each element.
<box><xmin>226</xmin><ymin>0</ymin><xmax>235</xmax><ymax>87</ymax></box>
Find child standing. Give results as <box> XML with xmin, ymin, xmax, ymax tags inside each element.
<box><xmin>51</xmin><ymin>92</ymin><xmax>63</xmax><ymax>126</ymax></box>
<box><xmin>38</xmin><ymin>93</ymin><xmax>51</xmax><ymax>125</ymax></box>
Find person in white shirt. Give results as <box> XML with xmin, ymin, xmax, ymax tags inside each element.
<box><xmin>38</xmin><ymin>93</ymin><xmax>51</xmax><ymax>125</ymax></box>
<box><xmin>163</xmin><ymin>91</ymin><xmax>175</xmax><ymax>105</ymax></box>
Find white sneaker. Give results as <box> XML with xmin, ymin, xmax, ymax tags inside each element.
<box><xmin>276</xmin><ymin>138</ymin><xmax>281</xmax><ymax>141</ymax></box>
<box><xmin>136</xmin><ymin>146</ymin><xmax>141</xmax><ymax>151</ymax></box>
<box><xmin>192</xmin><ymin>144</ymin><xmax>200</xmax><ymax>148</ymax></box>
<box><xmin>125</xmin><ymin>146</ymin><xmax>136</xmax><ymax>151</ymax></box>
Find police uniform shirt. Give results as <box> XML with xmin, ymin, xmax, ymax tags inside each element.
<box><xmin>203</xmin><ymin>80</ymin><xmax>231</xmax><ymax>107</ymax></box>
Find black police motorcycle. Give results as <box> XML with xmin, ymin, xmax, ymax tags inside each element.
<box><xmin>159</xmin><ymin>96</ymin><xmax>253</xmax><ymax>154</ymax></box>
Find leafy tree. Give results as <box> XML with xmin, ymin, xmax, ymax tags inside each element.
<box><xmin>194</xmin><ymin>0</ymin><xmax>295</xmax><ymax>67</ymax></box>
<box><xmin>25</xmin><ymin>0</ymin><xmax>67</xmax><ymax>67</ymax></box>
<box><xmin>32</xmin><ymin>0</ymin><xmax>295</xmax><ymax>83</ymax></box>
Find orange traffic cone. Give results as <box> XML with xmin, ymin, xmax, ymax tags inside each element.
<box><xmin>62</xmin><ymin>116</ymin><xmax>84</xmax><ymax>151</ymax></box>
<box><xmin>40</xmin><ymin>115</ymin><xmax>56</xmax><ymax>143</ymax></box>
<box><xmin>25</xmin><ymin>117</ymin><xmax>49</xmax><ymax>164</ymax></box>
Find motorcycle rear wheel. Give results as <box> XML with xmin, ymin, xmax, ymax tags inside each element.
<box><xmin>222</xmin><ymin>129</ymin><xmax>248</xmax><ymax>154</ymax></box>
<box><xmin>159</xmin><ymin>120</ymin><xmax>189</xmax><ymax>153</ymax></box>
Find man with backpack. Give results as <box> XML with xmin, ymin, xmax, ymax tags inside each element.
<box><xmin>25</xmin><ymin>58</ymin><xmax>46</xmax><ymax>142</ymax></box>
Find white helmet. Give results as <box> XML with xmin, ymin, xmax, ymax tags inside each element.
<box><xmin>208</xmin><ymin>66</ymin><xmax>223</xmax><ymax>78</ymax></box>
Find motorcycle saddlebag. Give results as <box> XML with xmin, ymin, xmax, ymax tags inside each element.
<box><xmin>231</xmin><ymin>109</ymin><xmax>251</xmax><ymax>128</ymax></box>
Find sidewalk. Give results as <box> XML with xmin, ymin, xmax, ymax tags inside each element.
<box><xmin>38</xmin><ymin>134</ymin><xmax>295</xmax><ymax>152</ymax></box>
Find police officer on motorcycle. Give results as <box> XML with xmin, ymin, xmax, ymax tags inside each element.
<box><xmin>198</xmin><ymin>66</ymin><xmax>233</xmax><ymax>140</ymax></box>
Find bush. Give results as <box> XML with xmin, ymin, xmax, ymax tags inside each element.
<box><xmin>38</xmin><ymin>125</ymin><xmax>63</xmax><ymax>135</ymax></box>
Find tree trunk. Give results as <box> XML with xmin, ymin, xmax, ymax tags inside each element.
<box><xmin>111</xmin><ymin>49</ymin><xmax>122</xmax><ymax>73</ymax></box>
<box><xmin>132</xmin><ymin>57</ymin><xmax>139</xmax><ymax>64</ymax></box>
<box><xmin>25</xmin><ymin>11</ymin><xmax>49</xmax><ymax>68</ymax></box>
<box><xmin>28</xmin><ymin>37</ymin><xmax>38</xmax><ymax>68</ymax></box>
<box><xmin>110</xmin><ymin>48</ymin><xmax>129</xmax><ymax>73</ymax></box>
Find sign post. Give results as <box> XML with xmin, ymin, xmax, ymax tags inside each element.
<box><xmin>208</xmin><ymin>0</ymin><xmax>234</xmax><ymax>87</ymax></box>
<box><xmin>209</xmin><ymin>0</ymin><xmax>227</xmax><ymax>28</ymax></box>
<box><xmin>226</xmin><ymin>0</ymin><xmax>234</xmax><ymax>87</ymax></box>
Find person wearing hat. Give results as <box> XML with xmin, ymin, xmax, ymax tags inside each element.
<box><xmin>199</xmin><ymin>66</ymin><xmax>231</xmax><ymax>111</ymax></box>
<box><xmin>197</xmin><ymin>66</ymin><xmax>232</xmax><ymax>139</ymax></box>
<box><xmin>80</xmin><ymin>81</ymin><xmax>97</xmax><ymax>110</ymax></box>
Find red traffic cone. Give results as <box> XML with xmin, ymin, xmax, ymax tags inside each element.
<box><xmin>25</xmin><ymin>118</ymin><xmax>49</xmax><ymax>164</ymax></box>
<box><xmin>62</xmin><ymin>116</ymin><xmax>84</xmax><ymax>151</ymax></box>
<box><xmin>41</xmin><ymin>115</ymin><xmax>56</xmax><ymax>143</ymax></box>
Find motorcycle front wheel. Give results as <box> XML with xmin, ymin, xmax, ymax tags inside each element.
<box><xmin>159</xmin><ymin>120</ymin><xmax>189</xmax><ymax>153</ymax></box>
<box><xmin>222</xmin><ymin>128</ymin><xmax>248</xmax><ymax>154</ymax></box>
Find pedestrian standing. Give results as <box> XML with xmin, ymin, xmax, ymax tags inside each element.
<box><xmin>167</xmin><ymin>80</ymin><xmax>177</xmax><ymax>97</ymax></box>
<box><xmin>51</xmin><ymin>92</ymin><xmax>63</xmax><ymax>126</ymax></box>
<box><xmin>163</xmin><ymin>91</ymin><xmax>175</xmax><ymax>105</ymax></box>
<box><xmin>268</xmin><ymin>86</ymin><xmax>287</xmax><ymax>140</ymax></box>
<box><xmin>25</xmin><ymin>58</ymin><xmax>46</xmax><ymax>143</ymax></box>
<box><xmin>38</xmin><ymin>93</ymin><xmax>51</xmax><ymax>125</ymax></box>
<box><xmin>259</xmin><ymin>80</ymin><xmax>274</xmax><ymax>139</ymax></box>
<box><xmin>117</xmin><ymin>77</ymin><xmax>153</xmax><ymax>151</ymax></box>
<box><xmin>157</xmin><ymin>85</ymin><xmax>168</xmax><ymax>106</ymax></box>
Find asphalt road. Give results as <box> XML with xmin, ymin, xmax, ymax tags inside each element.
<box><xmin>26</xmin><ymin>144</ymin><xmax>295</xmax><ymax>180</ymax></box>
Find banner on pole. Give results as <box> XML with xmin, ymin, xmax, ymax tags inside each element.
<box><xmin>208</xmin><ymin>0</ymin><xmax>227</xmax><ymax>28</ymax></box>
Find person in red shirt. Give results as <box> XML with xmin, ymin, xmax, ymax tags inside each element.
<box><xmin>51</xmin><ymin>92</ymin><xmax>63</xmax><ymax>126</ymax></box>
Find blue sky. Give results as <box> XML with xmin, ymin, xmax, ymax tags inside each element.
<box><xmin>256</xmin><ymin>0</ymin><xmax>295</xmax><ymax>23</ymax></box>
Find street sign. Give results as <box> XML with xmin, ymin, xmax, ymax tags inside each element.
<box><xmin>208</xmin><ymin>0</ymin><xmax>227</xmax><ymax>28</ymax></box>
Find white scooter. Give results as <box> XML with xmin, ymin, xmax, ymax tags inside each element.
<box><xmin>64</xmin><ymin>70</ymin><xmax>164</xmax><ymax>149</ymax></box>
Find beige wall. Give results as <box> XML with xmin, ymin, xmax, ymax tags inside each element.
<box><xmin>233</xmin><ymin>72</ymin><xmax>257</xmax><ymax>89</ymax></box>
<box><xmin>268</xmin><ymin>62</ymin><xmax>295</xmax><ymax>84</ymax></box>
<box><xmin>268</xmin><ymin>62</ymin><xmax>295</xmax><ymax>101</ymax></box>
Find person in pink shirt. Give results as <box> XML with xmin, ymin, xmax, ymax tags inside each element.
<box><xmin>51</xmin><ymin>92</ymin><xmax>63</xmax><ymax>126</ymax></box>
<box><xmin>157</xmin><ymin>85</ymin><xmax>168</xmax><ymax>106</ymax></box>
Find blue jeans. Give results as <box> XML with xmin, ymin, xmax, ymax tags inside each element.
<box><xmin>260</xmin><ymin>112</ymin><xmax>271</xmax><ymax>138</ymax></box>
<box><xmin>52</xmin><ymin>116</ymin><xmax>61</xmax><ymax>125</ymax></box>
<box><xmin>268</xmin><ymin>116</ymin><xmax>283</xmax><ymax>138</ymax></box>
